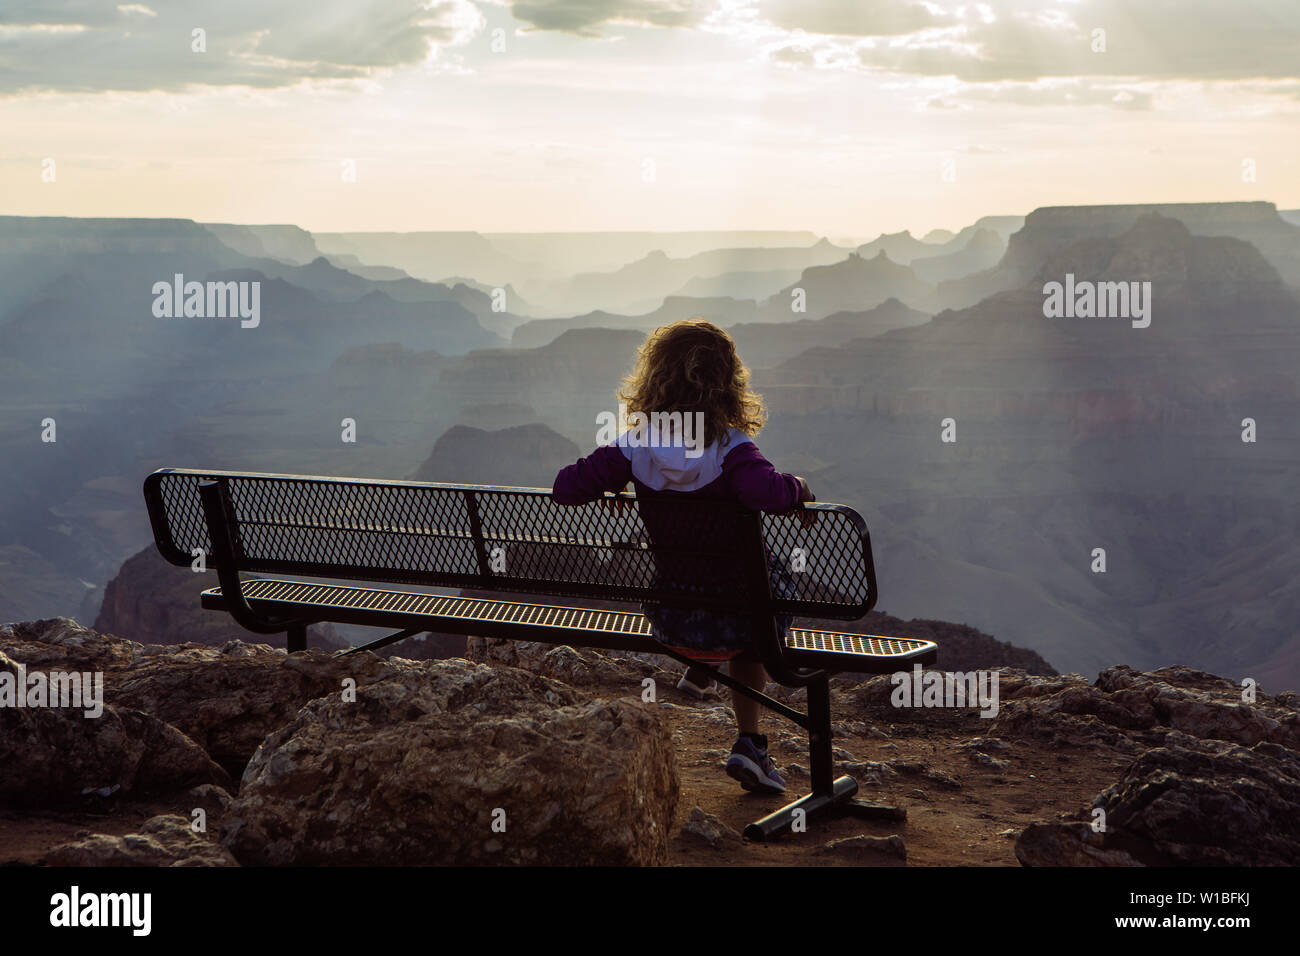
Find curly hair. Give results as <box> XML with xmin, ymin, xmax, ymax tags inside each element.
<box><xmin>618</xmin><ymin>318</ymin><xmax>766</xmax><ymax>448</ymax></box>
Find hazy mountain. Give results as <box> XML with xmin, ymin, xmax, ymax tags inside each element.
<box><xmin>910</xmin><ymin>228</ymin><xmax>1006</xmax><ymax>284</ymax></box>
<box><xmin>311</xmin><ymin>230</ymin><xmax>828</xmax><ymax>291</ymax></box>
<box><xmin>520</xmin><ymin>239</ymin><xmax>851</xmax><ymax>317</ymax></box>
<box><xmin>409</xmin><ymin>423</ymin><xmax>582</xmax><ymax>487</ymax></box>
<box><xmin>434</xmin><ymin>276</ymin><xmax>540</xmax><ymax>317</ymax></box>
<box><xmin>762</xmin><ymin>251</ymin><xmax>936</xmax><ymax>319</ymax></box>
<box><xmin>0</xmin><ymin>217</ymin><xmax>502</xmax><ymax>607</ymax></box>
<box><xmin>938</xmin><ymin>202</ymin><xmax>1300</xmax><ymax>310</ymax></box>
<box><xmin>756</xmin><ymin>212</ymin><xmax>1300</xmax><ymax>685</ymax></box>
<box><xmin>1281</xmin><ymin>209</ymin><xmax>1300</xmax><ymax>228</ymax></box>
<box><xmin>312</xmin><ymin>231</ymin><xmax>536</xmax><ymax>288</ymax></box>
<box><xmin>481</xmin><ymin>231</ymin><xmax>825</xmax><ymax>279</ymax></box>
<box><xmin>922</xmin><ymin>228</ymin><xmax>955</xmax><ymax>244</ymax></box>
<box><xmin>511</xmin><ymin>296</ymin><xmax>758</xmax><ymax>349</ymax></box>
<box><xmin>669</xmin><ymin>268</ymin><xmax>803</xmax><ymax>302</ymax></box>
<box><xmin>323</xmin><ymin>253</ymin><xmax>411</xmax><ymax>281</ymax></box>
<box><xmin>948</xmin><ymin>215</ymin><xmax>1025</xmax><ymax>247</ymax></box>
<box><xmin>855</xmin><ymin>230</ymin><xmax>938</xmax><ymax>264</ymax></box>
<box><xmin>5</xmin><ymin>209</ymin><xmax>1300</xmax><ymax>695</ymax></box>
<box><xmin>203</xmin><ymin>223</ymin><xmax>322</xmax><ymax>265</ymax></box>
<box><xmin>727</xmin><ymin>298</ymin><xmax>931</xmax><ymax>369</ymax></box>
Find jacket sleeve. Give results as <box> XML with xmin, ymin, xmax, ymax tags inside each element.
<box><xmin>722</xmin><ymin>442</ymin><xmax>802</xmax><ymax>512</ymax></box>
<box><xmin>552</xmin><ymin>444</ymin><xmax>634</xmax><ymax>505</ymax></box>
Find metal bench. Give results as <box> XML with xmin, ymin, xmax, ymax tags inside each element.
<box><xmin>143</xmin><ymin>467</ymin><xmax>938</xmax><ymax>841</ymax></box>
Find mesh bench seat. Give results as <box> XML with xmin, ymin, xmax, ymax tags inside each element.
<box><xmin>144</xmin><ymin>467</ymin><xmax>939</xmax><ymax>841</ymax></box>
<box><xmin>200</xmin><ymin>578</ymin><xmax>935</xmax><ymax>673</ymax></box>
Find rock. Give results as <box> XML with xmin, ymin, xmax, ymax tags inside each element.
<box><xmin>994</xmin><ymin>665</ymin><xmax>1300</xmax><ymax>753</ymax></box>
<box><xmin>966</xmin><ymin>751</ymin><xmax>1008</xmax><ymax>770</ymax></box>
<box><xmin>0</xmin><ymin>618</ymin><xmax>142</xmax><ymax>671</ymax></box>
<box><xmin>465</xmin><ymin>637</ymin><xmax>656</xmax><ymax>687</ymax></box>
<box><xmin>1015</xmin><ymin>822</ymin><xmax>1148</xmax><ymax>866</ymax></box>
<box><xmin>221</xmin><ymin>659</ymin><xmax>679</xmax><ymax>866</ymax></box>
<box><xmin>107</xmin><ymin>644</ymin><xmax>419</xmax><ymax>778</ymax></box>
<box><xmin>925</xmin><ymin>770</ymin><xmax>962</xmax><ymax>790</ymax></box>
<box><xmin>886</xmin><ymin>760</ymin><xmax>959</xmax><ymax>789</ymax></box>
<box><xmin>821</xmin><ymin>834</ymin><xmax>907</xmax><ymax>861</ymax></box>
<box><xmin>680</xmin><ymin>807</ymin><xmax>742</xmax><ymax>848</ymax></box>
<box><xmin>1017</xmin><ymin>738</ymin><xmax>1300</xmax><ymax>866</ymax></box>
<box><xmin>0</xmin><ymin>649</ymin><xmax>231</xmax><ymax>808</ymax></box>
<box><xmin>45</xmin><ymin>814</ymin><xmax>239</xmax><ymax>867</ymax></box>
<box><xmin>186</xmin><ymin>783</ymin><xmax>234</xmax><ymax>826</ymax></box>
<box><xmin>839</xmin><ymin>760</ymin><xmax>894</xmax><ymax>785</ymax></box>
<box><xmin>1</xmin><ymin>617</ymin><xmax>422</xmax><ymax>780</ymax></box>
<box><xmin>831</xmin><ymin>720</ymin><xmax>871</xmax><ymax>737</ymax></box>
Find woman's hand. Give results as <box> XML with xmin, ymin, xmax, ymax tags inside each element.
<box><xmin>604</xmin><ymin>483</ymin><xmax>633</xmax><ymax>516</ymax></box>
<box><xmin>795</xmin><ymin>476</ymin><xmax>818</xmax><ymax>529</ymax></box>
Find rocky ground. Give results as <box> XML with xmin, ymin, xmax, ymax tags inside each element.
<box><xmin>1</xmin><ymin>618</ymin><xmax>1297</xmax><ymax>866</ymax></box>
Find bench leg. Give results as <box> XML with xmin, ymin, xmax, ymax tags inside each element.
<box><xmin>287</xmin><ymin>624</ymin><xmax>307</xmax><ymax>653</ymax></box>
<box><xmin>744</xmin><ymin>775</ymin><xmax>859</xmax><ymax>840</ymax></box>
<box><xmin>744</xmin><ymin>674</ymin><xmax>906</xmax><ymax>842</ymax></box>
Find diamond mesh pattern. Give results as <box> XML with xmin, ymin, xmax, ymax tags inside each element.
<box><xmin>146</xmin><ymin>469</ymin><xmax>876</xmax><ymax>619</ymax></box>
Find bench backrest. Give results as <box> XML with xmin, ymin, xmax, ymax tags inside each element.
<box><xmin>144</xmin><ymin>468</ymin><xmax>878</xmax><ymax>621</ymax></box>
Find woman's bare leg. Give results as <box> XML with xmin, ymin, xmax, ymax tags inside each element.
<box><xmin>728</xmin><ymin>655</ymin><xmax>768</xmax><ymax>735</ymax></box>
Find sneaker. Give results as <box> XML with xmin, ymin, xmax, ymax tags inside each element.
<box><xmin>726</xmin><ymin>734</ymin><xmax>787</xmax><ymax>793</ymax></box>
<box><xmin>676</xmin><ymin>665</ymin><xmax>719</xmax><ymax>700</ymax></box>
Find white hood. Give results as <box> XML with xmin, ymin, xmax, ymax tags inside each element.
<box><xmin>616</xmin><ymin>426</ymin><xmax>751</xmax><ymax>492</ymax></box>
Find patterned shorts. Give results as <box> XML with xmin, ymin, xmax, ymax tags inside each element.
<box><xmin>641</xmin><ymin>559</ymin><xmax>797</xmax><ymax>663</ymax></box>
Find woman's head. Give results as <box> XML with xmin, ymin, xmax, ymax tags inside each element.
<box><xmin>618</xmin><ymin>318</ymin><xmax>766</xmax><ymax>447</ymax></box>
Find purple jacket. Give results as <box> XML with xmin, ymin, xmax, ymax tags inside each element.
<box><xmin>552</xmin><ymin>426</ymin><xmax>802</xmax><ymax>511</ymax></box>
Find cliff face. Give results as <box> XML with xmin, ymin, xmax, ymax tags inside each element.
<box><xmin>408</xmin><ymin>423</ymin><xmax>582</xmax><ymax>488</ymax></box>
<box><xmin>939</xmin><ymin>201</ymin><xmax>1300</xmax><ymax>309</ymax></box>
<box><xmin>93</xmin><ymin>546</ymin><xmax>346</xmax><ymax>652</ymax></box>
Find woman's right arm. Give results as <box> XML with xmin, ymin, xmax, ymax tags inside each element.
<box><xmin>722</xmin><ymin>442</ymin><xmax>806</xmax><ymax>512</ymax></box>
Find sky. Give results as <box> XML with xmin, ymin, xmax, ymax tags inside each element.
<box><xmin>2</xmin><ymin>0</ymin><xmax>1299</xmax><ymax>238</ymax></box>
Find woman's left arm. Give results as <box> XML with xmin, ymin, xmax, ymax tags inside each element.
<box><xmin>552</xmin><ymin>445</ymin><xmax>633</xmax><ymax>505</ymax></box>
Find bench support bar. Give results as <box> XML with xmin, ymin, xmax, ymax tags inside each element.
<box><xmin>342</xmin><ymin>628</ymin><xmax>427</xmax><ymax>657</ymax></box>
<box><xmin>744</xmin><ymin>777</ymin><xmax>907</xmax><ymax>842</ymax></box>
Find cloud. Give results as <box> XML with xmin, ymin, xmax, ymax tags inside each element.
<box><xmin>0</xmin><ymin>0</ymin><xmax>484</xmax><ymax>93</ymax></box>
<box><xmin>827</xmin><ymin>0</ymin><xmax>1300</xmax><ymax>83</ymax></box>
<box><xmin>508</xmin><ymin>0</ymin><xmax>713</xmax><ymax>35</ymax></box>
<box><xmin>755</xmin><ymin>0</ymin><xmax>945</xmax><ymax>38</ymax></box>
<box><xmin>955</xmin><ymin>79</ymin><xmax>1155</xmax><ymax>110</ymax></box>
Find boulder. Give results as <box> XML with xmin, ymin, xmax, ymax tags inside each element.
<box><xmin>221</xmin><ymin>659</ymin><xmax>678</xmax><ymax>865</ymax></box>
<box><xmin>45</xmin><ymin>814</ymin><xmax>239</xmax><ymax>867</ymax></box>
<box><xmin>820</xmin><ymin>834</ymin><xmax>907</xmax><ymax>861</ymax></box>
<box><xmin>0</xmin><ymin>648</ymin><xmax>231</xmax><ymax>807</ymax></box>
<box><xmin>1017</xmin><ymin>736</ymin><xmax>1300</xmax><ymax>866</ymax></box>
<box><xmin>465</xmin><ymin>636</ymin><xmax>662</xmax><ymax>687</ymax></box>
<box><xmin>992</xmin><ymin>665</ymin><xmax>1300</xmax><ymax>752</ymax></box>
<box><xmin>107</xmin><ymin>642</ymin><xmax>418</xmax><ymax>778</ymax></box>
<box><xmin>0</xmin><ymin>617</ymin><xmax>422</xmax><ymax>780</ymax></box>
<box><xmin>679</xmin><ymin>807</ymin><xmax>742</xmax><ymax>848</ymax></box>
